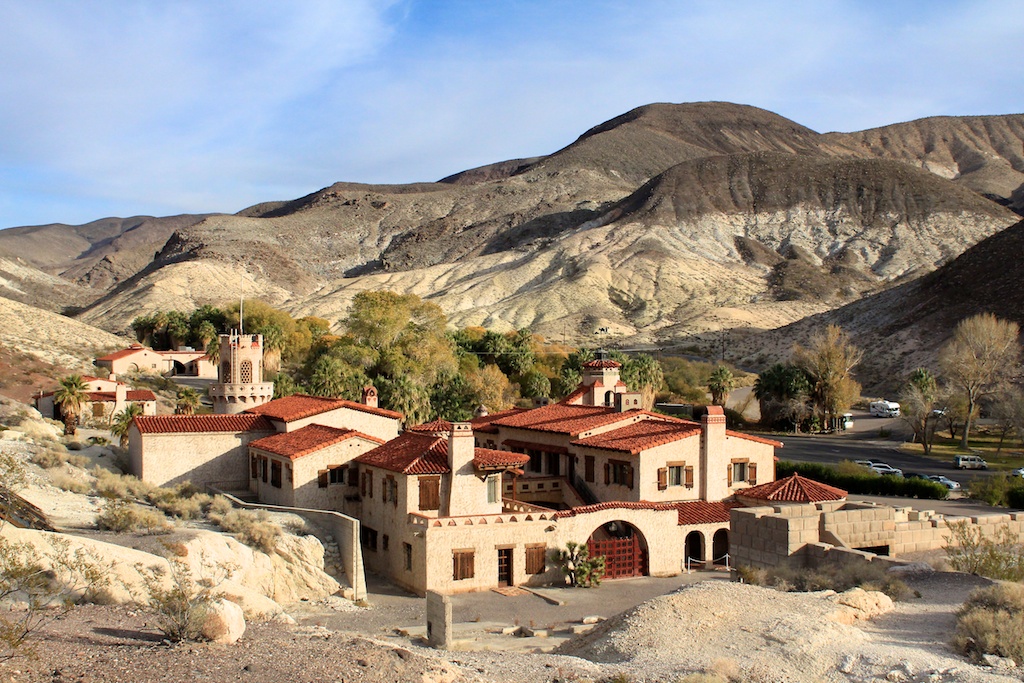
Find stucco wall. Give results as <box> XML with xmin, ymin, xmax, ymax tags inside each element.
<box><xmin>130</xmin><ymin>427</ymin><xmax>274</xmax><ymax>488</ymax></box>
<box><xmin>252</xmin><ymin>437</ymin><xmax>378</xmax><ymax>509</ymax></box>
<box><xmin>284</xmin><ymin>407</ymin><xmax>400</xmax><ymax>442</ymax></box>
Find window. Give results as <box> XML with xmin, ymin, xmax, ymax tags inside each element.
<box><xmin>384</xmin><ymin>475</ymin><xmax>398</xmax><ymax>507</ymax></box>
<box><xmin>585</xmin><ymin>455</ymin><xmax>595</xmax><ymax>483</ymax></box>
<box><xmin>250</xmin><ymin>455</ymin><xmax>259</xmax><ymax>480</ymax></box>
<box><xmin>318</xmin><ymin>469</ymin><xmax>329</xmax><ymax>488</ymax></box>
<box><xmin>360</xmin><ymin>526</ymin><xmax>378</xmax><ymax>552</ymax></box>
<box><xmin>486</xmin><ymin>474</ymin><xmax>500</xmax><ymax>504</ymax></box>
<box><xmin>361</xmin><ymin>470</ymin><xmax>374</xmax><ymax>498</ymax></box>
<box><xmin>240</xmin><ymin>360</ymin><xmax>252</xmax><ymax>384</ymax></box>
<box><xmin>669</xmin><ymin>465</ymin><xmax>684</xmax><ymax>486</ymax></box>
<box><xmin>525</xmin><ymin>544</ymin><xmax>546</xmax><ymax>575</ymax></box>
<box><xmin>329</xmin><ymin>465</ymin><xmax>346</xmax><ymax>485</ymax></box>
<box><xmin>221</xmin><ymin>361</ymin><xmax>230</xmax><ymax>382</ymax></box>
<box><xmin>271</xmin><ymin>461</ymin><xmax>282</xmax><ymax>488</ymax></box>
<box><xmin>453</xmin><ymin>549</ymin><xmax>475</xmax><ymax>581</ymax></box>
<box><xmin>92</xmin><ymin>403</ymin><xmax>105</xmax><ymax>418</ymax></box>
<box><xmin>605</xmin><ymin>460</ymin><xmax>634</xmax><ymax>488</ymax></box>
<box><xmin>546</xmin><ymin>452</ymin><xmax>561</xmax><ymax>476</ymax></box>
<box><xmin>260</xmin><ymin>457</ymin><xmax>268</xmax><ymax>483</ymax></box>
<box><xmin>348</xmin><ymin>467</ymin><xmax>358</xmax><ymax>487</ymax></box>
<box><xmin>382</xmin><ymin>534</ymin><xmax>389</xmax><ymax>551</ymax></box>
<box><xmin>730</xmin><ymin>461</ymin><xmax>751</xmax><ymax>485</ymax></box>
<box><xmin>527</xmin><ymin>449</ymin><xmax>542</xmax><ymax>473</ymax></box>
<box><xmin>403</xmin><ymin>543</ymin><xmax>413</xmax><ymax>571</ymax></box>
<box><xmin>419</xmin><ymin>476</ymin><xmax>440</xmax><ymax>511</ymax></box>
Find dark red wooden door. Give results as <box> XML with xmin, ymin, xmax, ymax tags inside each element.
<box><xmin>588</xmin><ymin>535</ymin><xmax>646</xmax><ymax>579</ymax></box>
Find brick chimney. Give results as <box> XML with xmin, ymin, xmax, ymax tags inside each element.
<box><xmin>700</xmin><ymin>405</ymin><xmax>728</xmax><ymax>501</ymax></box>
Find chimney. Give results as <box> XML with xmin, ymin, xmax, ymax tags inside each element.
<box><xmin>115</xmin><ymin>383</ymin><xmax>128</xmax><ymax>411</ymax></box>
<box><xmin>446</xmin><ymin>422</ymin><xmax>477</xmax><ymax>516</ymax></box>
<box><xmin>700</xmin><ymin>405</ymin><xmax>728</xmax><ymax>501</ymax></box>
<box><xmin>361</xmin><ymin>385</ymin><xmax>378</xmax><ymax>408</ymax></box>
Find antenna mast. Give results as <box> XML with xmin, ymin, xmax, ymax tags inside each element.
<box><xmin>239</xmin><ymin>297</ymin><xmax>244</xmax><ymax>334</ymax></box>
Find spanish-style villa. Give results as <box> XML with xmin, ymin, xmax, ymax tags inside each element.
<box><xmin>126</xmin><ymin>343</ymin><xmax>806</xmax><ymax>596</ymax></box>
<box><xmin>36</xmin><ymin>375</ymin><xmax>157</xmax><ymax>428</ymax></box>
<box><xmin>96</xmin><ymin>343</ymin><xmax>217</xmax><ymax>378</ymax></box>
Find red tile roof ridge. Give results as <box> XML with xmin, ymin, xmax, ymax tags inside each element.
<box><xmin>582</xmin><ymin>359</ymin><xmax>622</xmax><ymax>369</ymax></box>
<box><xmin>553</xmin><ymin>500</ymin><xmax>679</xmax><ymax>518</ymax></box>
<box><xmin>739</xmin><ymin>473</ymin><xmax>846</xmax><ymax>503</ymax></box>
<box><xmin>570</xmin><ymin>420</ymin><xmax>702</xmax><ymax>454</ymax></box>
<box><xmin>247</xmin><ymin>394</ymin><xmax>403</xmax><ymax>421</ymax></box>
<box><xmin>354</xmin><ymin>431</ymin><xmax>450</xmax><ymax>475</ymax></box>
<box><xmin>675</xmin><ymin>500</ymin><xmax>741</xmax><ymax>525</ymax></box>
<box><xmin>133</xmin><ymin>414</ymin><xmax>275</xmax><ymax>434</ymax></box>
<box><xmin>249</xmin><ymin>424</ymin><xmax>382</xmax><ymax>460</ymax></box>
<box><xmin>97</xmin><ymin>347</ymin><xmax>155</xmax><ymax>361</ymax></box>
<box><xmin>473</xmin><ymin>448</ymin><xmax>530</xmax><ymax>468</ymax></box>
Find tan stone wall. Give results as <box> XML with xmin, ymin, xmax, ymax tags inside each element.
<box><xmin>130</xmin><ymin>427</ymin><xmax>273</xmax><ymax>488</ymax></box>
<box><xmin>822</xmin><ymin>504</ymin><xmax>896</xmax><ymax>550</ymax></box>
<box><xmin>284</xmin><ymin>407</ymin><xmax>401</xmax><ymax>443</ymax></box>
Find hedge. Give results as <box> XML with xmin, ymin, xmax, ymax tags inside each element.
<box><xmin>776</xmin><ymin>461</ymin><xmax>949</xmax><ymax>499</ymax></box>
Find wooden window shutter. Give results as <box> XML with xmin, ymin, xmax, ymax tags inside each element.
<box><xmin>360</xmin><ymin>471</ymin><xmax>367</xmax><ymax>496</ymax></box>
<box><xmin>685</xmin><ymin>466</ymin><xmax>694</xmax><ymax>488</ymax></box>
<box><xmin>318</xmin><ymin>470</ymin><xmax>328</xmax><ymax>488</ymax></box>
<box><xmin>604</xmin><ymin>462</ymin><xmax>610</xmax><ymax>485</ymax></box>
<box><xmin>748</xmin><ymin>463</ymin><xmax>757</xmax><ymax>485</ymax></box>
<box><xmin>585</xmin><ymin>455</ymin><xmax>595</xmax><ymax>483</ymax></box>
<box><xmin>727</xmin><ymin>464</ymin><xmax>733</xmax><ymax>486</ymax></box>
<box><xmin>348</xmin><ymin>467</ymin><xmax>358</xmax><ymax>486</ymax></box>
<box><xmin>467</xmin><ymin>552</ymin><xmax>475</xmax><ymax>579</ymax></box>
<box><xmin>657</xmin><ymin>468</ymin><xmax>667</xmax><ymax>491</ymax></box>
<box><xmin>419</xmin><ymin>477</ymin><xmax>440</xmax><ymax>511</ymax></box>
<box><xmin>525</xmin><ymin>545</ymin><xmax>546</xmax><ymax>574</ymax></box>
<box><xmin>261</xmin><ymin>457</ymin><xmax>268</xmax><ymax>483</ymax></box>
<box><xmin>250</xmin><ymin>456</ymin><xmax>258</xmax><ymax>479</ymax></box>
<box><xmin>367</xmin><ymin>471</ymin><xmax>373</xmax><ymax>498</ymax></box>
<box><xmin>627</xmin><ymin>464</ymin><xmax>635</xmax><ymax>489</ymax></box>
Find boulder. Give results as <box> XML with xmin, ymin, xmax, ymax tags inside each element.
<box><xmin>202</xmin><ymin>598</ymin><xmax>246</xmax><ymax>644</ymax></box>
<box><xmin>831</xmin><ymin>587</ymin><xmax>894</xmax><ymax>620</ymax></box>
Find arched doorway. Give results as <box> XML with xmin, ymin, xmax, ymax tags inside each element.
<box><xmin>587</xmin><ymin>521</ymin><xmax>649</xmax><ymax>579</ymax></box>
<box><xmin>712</xmin><ymin>529</ymin><xmax>729</xmax><ymax>566</ymax></box>
<box><xmin>171</xmin><ymin>360</ymin><xmax>187</xmax><ymax>376</ymax></box>
<box><xmin>685</xmin><ymin>530</ymin><xmax>704</xmax><ymax>568</ymax></box>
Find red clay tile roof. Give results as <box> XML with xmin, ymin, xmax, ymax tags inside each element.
<box><xmin>133</xmin><ymin>414</ymin><xmax>274</xmax><ymax>434</ymax></box>
<box><xmin>492</xmin><ymin>403</ymin><xmax>640</xmax><ymax>437</ymax></box>
<box><xmin>96</xmin><ymin>347</ymin><xmax>153</xmax><ymax>361</ymax></box>
<box><xmin>726</xmin><ymin>430</ymin><xmax>783</xmax><ymax>448</ymax></box>
<box><xmin>473</xmin><ymin>448</ymin><xmax>530</xmax><ymax>469</ymax></box>
<box><xmin>469</xmin><ymin>408</ymin><xmax>527</xmax><ymax>433</ymax></box>
<box><xmin>249</xmin><ymin>424</ymin><xmax>383</xmax><ymax>460</ymax></box>
<box><xmin>571</xmin><ymin>420</ymin><xmax>702</xmax><ymax>454</ymax></box>
<box><xmin>582</xmin><ymin>359</ymin><xmax>622</xmax><ymax>369</ymax></box>
<box><xmin>675</xmin><ymin>500</ymin><xmax>740</xmax><ymax>525</ymax></box>
<box><xmin>355</xmin><ymin>432</ymin><xmax>450</xmax><ymax>475</ymax></box>
<box><xmin>553</xmin><ymin>501</ymin><xmax>679</xmax><ymax>518</ymax></box>
<box><xmin>246</xmin><ymin>394</ymin><xmax>403</xmax><ymax>421</ymax></box>
<box><xmin>501</xmin><ymin>439</ymin><xmax>569</xmax><ymax>454</ymax></box>
<box><xmin>739</xmin><ymin>473</ymin><xmax>846</xmax><ymax>503</ymax></box>
<box><xmin>558</xmin><ymin>386</ymin><xmax>589</xmax><ymax>405</ymax></box>
<box><xmin>87</xmin><ymin>390</ymin><xmax>157</xmax><ymax>402</ymax></box>
<box><xmin>408</xmin><ymin>420</ymin><xmax>452</xmax><ymax>434</ymax></box>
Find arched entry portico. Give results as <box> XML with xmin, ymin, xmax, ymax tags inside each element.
<box><xmin>685</xmin><ymin>530</ymin><xmax>705</xmax><ymax>567</ymax></box>
<box><xmin>587</xmin><ymin>520</ymin><xmax>649</xmax><ymax>579</ymax></box>
<box><xmin>712</xmin><ymin>529</ymin><xmax>729</xmax><ymax>566</ymax></box>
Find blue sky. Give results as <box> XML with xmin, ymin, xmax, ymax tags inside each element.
<box><xmin>1</xmin><ymin>0</ymin><xmax>1022</xmax><ymax>229</ymax></box>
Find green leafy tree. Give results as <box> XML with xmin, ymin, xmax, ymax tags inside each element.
<box><xmin>754</xmin><ymin>364</ymin><xmax>812</xmax><ymax>431</ymax></box>
<box><xmin>192</xmin><ymin>320</ymin><xmax>219</xmax><ymax>352</ymax></box>
<box><xmin>429</xmin><ymin>373</ymin><xmax>477</xmax><ymax>421</ymax></box>
<box><xmin>307</xmin><ymin>354</ymin><xmax>368</xmax><ymax>400</ymax></box>
<box><xmin>378</xmin><ymin>375</ymin><xmax>431</xmax><ymax>425</ymax></box>
<box><xmin>900</xmin><ymin>368</ymin><xmax>939</xmax><ymax>454</ymax></box>
<box><xmin>939</xmin><ymin>313</ymin><xmax>1021</xmax><ymax>449</ymax></box>
<box><xmin>54</xmin><ymin>375</ymin><xmax>89</xmax><ymax>436</ymax></box>
<box><xmin>707</xmin><ymin>365</ymin><xmax>735</xmax><ymax>407</ymax></box>
<box><xmin>620</xmin><ymin>353</ymin><xmax>665</xmax><ymax>410</ymax></box>
<box><xmin>110</xmin><ymin>404</ymin><xmax>145</xmax><ymax>449</ymax></box>
<box><xmin>517</xmin><ymin>369</ymin><xmax>551</xmax><ymax>400</ymax></box>
<box><xmin>793</xmin><ymin>325</ymin><xmax>863</xmax><ymax>430</ymax></box>
<box><xmin>164</xmin><ymin>311</ymin><xmax>190</xmax><ymax>350</ymax></box>
<box><xmin>272</xmin><ymin>373</ymin><xmax>303</xmax><ymax>399</ymax></box>
<box><xmin>556</xmin><ymin>348</ymin><xmax>595</xmax><ymax>397</ymax></box>
<box><xmin>130</xmin><ymin>314</ymin><xmax>158</xmax><ymax>345</ymax></box>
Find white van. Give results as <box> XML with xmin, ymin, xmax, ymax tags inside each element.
<box><xmin>869</xmin><ymin>400</ymin><xmax>901</xmax><ymax>418</ymax></box>
<box><xmin>954</xmin><ymin>454</ymin><xmax>988</xmax><ymax>470</ymax></box>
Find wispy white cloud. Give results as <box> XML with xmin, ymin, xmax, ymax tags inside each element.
<box><xmin>0</xmin><ymin>0</ymin><xmax>1022</xmax><ymax>227</ymax></box>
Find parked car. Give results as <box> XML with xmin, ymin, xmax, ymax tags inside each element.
<box><xmin>927</xmin><ymin>475</ymin><xmax>961</xmax><ymax>490</ymax></box>
<box><xmin>869</xmin><ymin>400</ymin><xmax>901</xmax><ymax>417</ymax></box>
<box><xmin>954</xmin><ymin>455</ymin><xmax>988</xmax><ymax>469</ymax></box>
<box><xmin>869</xmin><ymin>463</ymin><xmax>903</xmax><ymax>477</ymax></box>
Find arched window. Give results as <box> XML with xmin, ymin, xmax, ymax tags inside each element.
<box><xmin>240</xmin><ymin>360</ymin><xmax>253</xmax><ymax>384</ymax></box>
<box><xmin>604</xmin><ymin>390</ymin><xmax>614</xmax><ymax>407</ymax></box>
<box><xmin>221</xmin><ymin>361</ymin><xmax>230</xmax><ymax>382</ymax></box>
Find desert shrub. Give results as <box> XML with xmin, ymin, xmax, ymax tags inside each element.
<box><xmin>65</xmin><ymin>454</ymin><xmax>89</xmax><ymax>468</ymax></box>
<box><xmin>206</xmin><ymin>495</ymin><xmax>234</xmax><ymax>521</ymax></box>
<box><xmin>91</xmin><ymin>468</ymin><xmax>154</xmax><ymax>500</ymax></box>
<box><xmin>65</xmin><ymin>441</ymin><xmax>85</xmax><ymax>451</ymax></box>
<box><xmin>215</xmin><ymin>509</ymin><xmax>281</xmax><ymax>554</ymax></box>
<box><xmin>49</xmin><ymin>471</ymin><xmax>91</xmax><ymax>494</ymax></box>
<box><xmin>969</xmin><ymin>474</ymin><xmax>1024</xmax><ymax>508</ymax></box>
<box><xmin>945</xmin><ymin>520</ymin><xmax>1024</xmax><ymax>580</ymax></box>
<box><xmin>555</xmin><ymin>541</ymin><xmax>605</xmax><ymax>588</ymax></box>
<box><xmin>676</xmin><ymin>675</ymin><xmax>727</xmax><ymax>683</ymax></box>
<box><xmin>145</xmin><ymin>483</ymin><xmax>212</xmax><ymax>520</ymax></box>
<box><xmin>776</xmin><ymin>461</ymin><xmax>948</xmax><ymax>499</ymax></box>
<box><xmin>133</xmin><ymin>549</ymin><xmax>237</xmax><ymax>642</ymax></box>
<box><xmin>96</xmin><ymin>500</ymin><xmax>170</xmax><ymax>534</ymax></box>
<box><xmin>736</xmin><ymin>562</ymin><xmax>913</xmax><ymax>601</ymax></box>
<box><xmin>87</xmin><ymin>436</ymin><xmax>109</xmax><ymax>446</ymax></box>
<box><xmin>954</xmin><ymin>582</ymin><xmax>1024</xmax><ymax>663</ymax></box>
<box><xmin>30</xmin><ymin>447</ymin><xmax>67</xmax><ymax>469</ymax></box>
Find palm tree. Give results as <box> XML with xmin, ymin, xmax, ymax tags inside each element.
<box><xmin>175</xmin><ymin>387</ymin><xmax>201</xmax><ymax>415</ymax></box>
<box><xmin>54</xmin><ymin>375</ymin><xmax>88</xmax><ymax>436</ymax></box>
<box><xmin>110</xmin><ymin>404</ymin><xmax>144</xmax><ymax>449</ymax></box>
<box><xmin>707</xmin><ymin>366</ymin><xmax>735</xmax><ymax>406</ymax></box>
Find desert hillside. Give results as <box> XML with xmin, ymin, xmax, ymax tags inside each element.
<box><xmin>1</xmin><ymin>102</ymin><xmax>1022</xmax><ymax>370</ymax></box>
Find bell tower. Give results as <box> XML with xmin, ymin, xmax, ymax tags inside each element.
<box><xmin>209</xmin><ymin>332</ymin><xmax>274</xmax><ymax>414</ymax></box>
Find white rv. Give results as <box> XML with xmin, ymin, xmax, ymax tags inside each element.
<box><xmin>869</xmin><ymin>400</ymin><xmax>901</xmax><ymax>418</ymax></box>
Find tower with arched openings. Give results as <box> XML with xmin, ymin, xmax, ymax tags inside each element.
<box><xmin>209</xmin><ymin>332</ymin><xmax>274</xmax><ymax>414</ymax></box>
